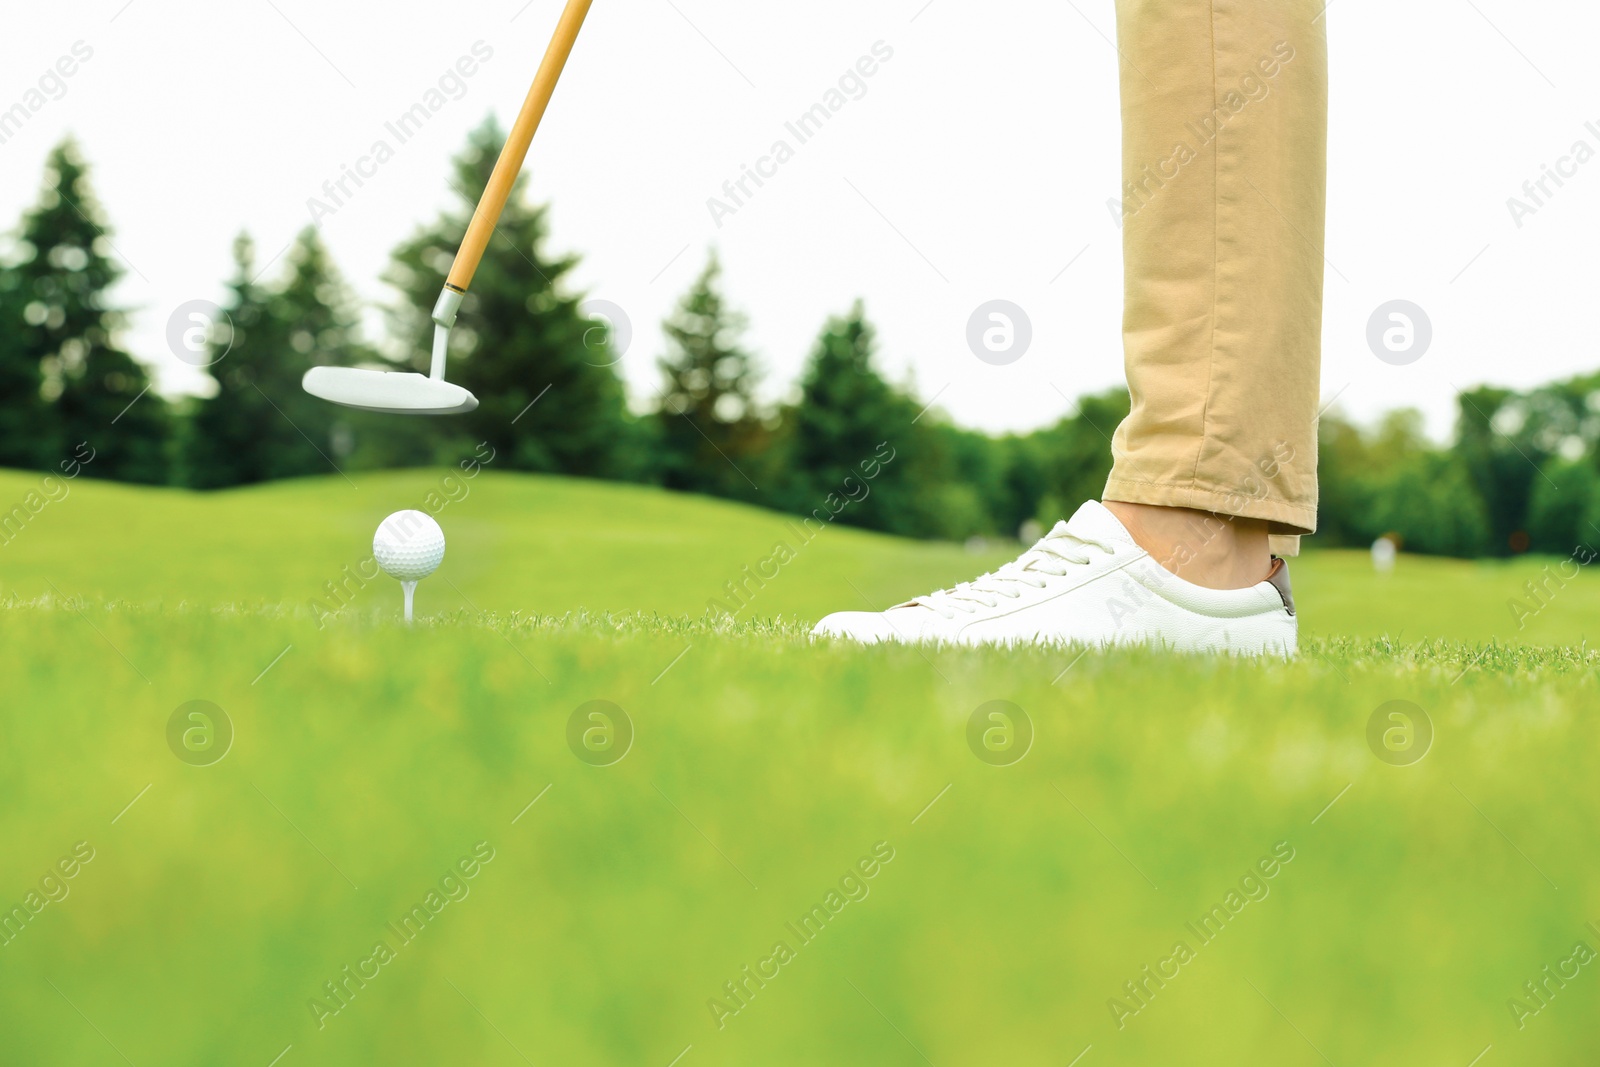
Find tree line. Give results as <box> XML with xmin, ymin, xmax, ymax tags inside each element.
<box><xmin>3</xmin><ymin>124</ymin><xmax>1597</xmax><ymax>559</ymax></box>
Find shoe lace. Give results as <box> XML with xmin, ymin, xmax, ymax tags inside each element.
<box><xmin>908</xmin><ymin>522</ymin><xmax>1117</xmax><ymax>620</ymax></box>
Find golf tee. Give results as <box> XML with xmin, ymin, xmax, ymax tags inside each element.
<box><xmin>402</xmin><ymin>581</ymin><xmax>417</xmax><ymax>624</ymax></box>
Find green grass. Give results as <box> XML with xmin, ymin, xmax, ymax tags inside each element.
<box><xmin>2</xmin><ymin>467</ymin><xmax>1592</xmax><ymax>645</ymax></box>
<box><xmin>2</xmin><ymin>468</ymin><xmax>1598</xmax><ymax>1065</ymax></box>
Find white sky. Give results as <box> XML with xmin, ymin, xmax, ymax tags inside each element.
<box><xmin>3</xmin><ymin>0</ymin><xmax>1598</xmax><ymax>438</ymax></box>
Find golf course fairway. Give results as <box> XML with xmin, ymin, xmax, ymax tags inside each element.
<box><xmin>1</xmin><ymin>468</ymin><xmax>1596</xmax><ymax>1065</ymax></box>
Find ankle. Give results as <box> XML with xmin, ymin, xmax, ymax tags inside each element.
<box><xmin>1102</xmin><ymin>500</ymin><xmax>1272</xmax><ymax>590</ymax></box>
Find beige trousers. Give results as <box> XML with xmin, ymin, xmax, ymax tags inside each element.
<box><xmin>1104</xmin><ymin>0</ymin><xmax>1328</xmax><ymax>553</ymax></box>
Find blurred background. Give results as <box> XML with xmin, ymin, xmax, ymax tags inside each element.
<box><xmin>2</xmin><ymin>0</ymin><xmax>1599</xmax><ymax>555</ymax></box>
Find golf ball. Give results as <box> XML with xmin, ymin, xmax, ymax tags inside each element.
<box><xmin>373</xmin><ymin>510</ymin><xmax>446</xmax><ymax>581</ymax></box>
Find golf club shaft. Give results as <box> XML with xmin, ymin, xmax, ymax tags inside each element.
<box><xmin>445</xmin><ymin>0</ymin><xmax>594</xmax><ymax>295</ymax></box>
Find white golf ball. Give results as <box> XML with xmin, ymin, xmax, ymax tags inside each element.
<box><xmin>373</xmin><ymin>510</ymin><xmax>446</xmax><ymax>582</ymax></box>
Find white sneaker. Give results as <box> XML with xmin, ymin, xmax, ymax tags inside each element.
<box><xmin>812</xmin><ymin>501</ymin><xmax>1297</xmax><ymax>655</ymax></box>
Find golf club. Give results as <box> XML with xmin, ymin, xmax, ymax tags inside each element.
<box><xmin>302</xmin><ymin>0</ymin><xmax>595</xmax><ymax>415</ymax></box>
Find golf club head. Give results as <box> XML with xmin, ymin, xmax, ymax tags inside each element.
<box><xmin>302</xmin><ymin>367</ymin><xmax>479</xmax><ymax>416</ymax></box>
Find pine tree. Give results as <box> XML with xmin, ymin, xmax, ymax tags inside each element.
<box><xmin>781</xmin><ymin>302</ymin><xmax>922</xmax><ymax>534</ymax></box>
<box><xmin>183</xmin><ymin>230</ymin><xmax>360</xmax><ymax>488</ymax></box>
<box><xmin>269</xmin><ymin>226</ymin><xmax>367</xmax><ymax>475</ymax></box>
<box><xmin>12</xmin><ymin>140</ymin><xmax>167</xmax><ymax>481</ymax></box>
<box><xmin>654</xmin><ymin>252</ymin><xmax>765</xmax><ymax>500</ymax></box>
<box><xmin>1455</xmin><ymin>386</ymin><xmax>1546</xmax><ymax>556</ymax></box>
<box><xmin>0</xmin><ymin>239</ymin><xmax>48</xmax><ymax>469</ymax></box>
<box><xmin>382</xmin><ymin>117</ymin><xmax>632</xmax><ymax>476</ymax></box>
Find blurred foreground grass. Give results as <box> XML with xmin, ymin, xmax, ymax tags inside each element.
<box><xmin>1</xmin><ymin>605</ymin><xmax>1598</xmax><ymax>1064</ymax></box>
<box><xmin>2</xmin><ymin>469</ymin><xmax>1598</xmax><ymax>1064</ymax></box>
